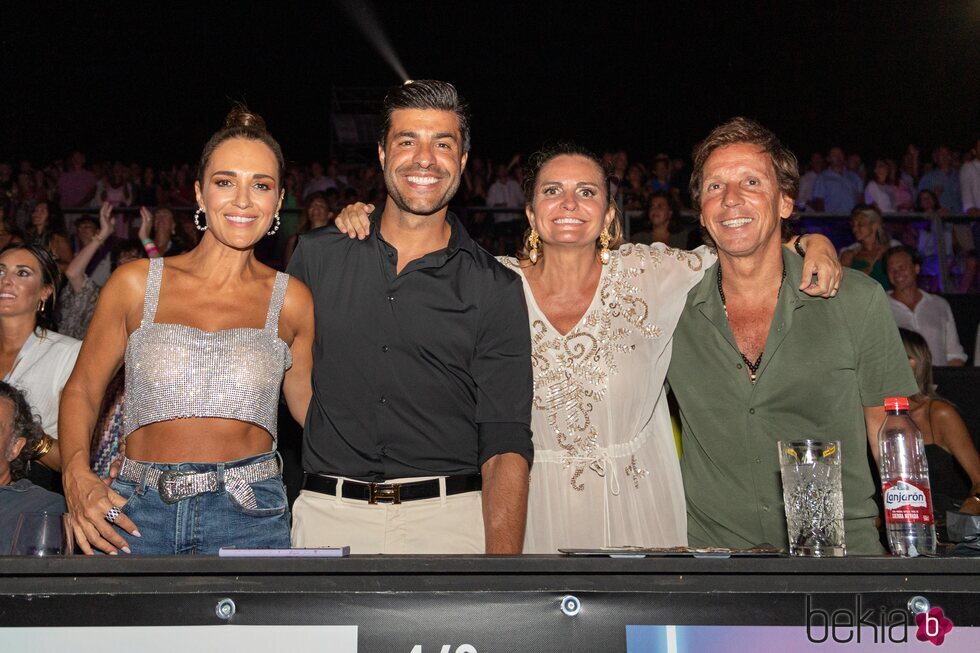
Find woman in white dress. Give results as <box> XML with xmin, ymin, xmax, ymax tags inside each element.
<box><xmin>333</xmin><ymin>143</ymin><xmax>840</xmax><ymax>552</ymax></box>
<box><xmin>500</xmin><ymin>143</ymin><xmax>840</xmax><ymax>552</ymax></box>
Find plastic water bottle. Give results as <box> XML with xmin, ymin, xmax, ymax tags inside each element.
<box><xmin>877</xmin><ymin>396</ymin><xmax>936</xmax><ymax>556</ymax></box>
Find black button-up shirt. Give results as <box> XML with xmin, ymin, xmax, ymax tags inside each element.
<box><xmin>287</xmin><ymin>208</ymin><xmax>533</xmax><ymax>482</ymax></box>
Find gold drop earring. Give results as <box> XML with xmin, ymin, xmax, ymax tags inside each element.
<box><xmin>527</xmin><ymin>229</ymin><xmax>541</xmax><ymax>264</ymax></box>
<box><xmin>598</xmin><ymin>228</ymin><xmax>611</xmax><ymax>265</ymax></box>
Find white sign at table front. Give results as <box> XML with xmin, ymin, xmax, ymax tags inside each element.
<box><xmin>0</xmin><ymin>625</ymin><xmax>358</xmax><ymax>652</ymax></box>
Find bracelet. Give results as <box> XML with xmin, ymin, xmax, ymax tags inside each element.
<box><xmin>31</xmin><ymin>434</ymin><xmax>54</xmax><ymax>460</ymax></box>
<box><xmin>793</xmin><ymin>235</ymin><xmax>806</xmax><ymax>257</ymax></box>
<box><xmin>142</xmin><ymin>238</ymin><xmax>159</xmax><ymax>255</ymax></box>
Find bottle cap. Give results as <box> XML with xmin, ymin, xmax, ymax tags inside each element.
<box><xmin>884</xmin><ymin>396</ymin><xmax>910</xmax><ymax>411</ymax></box>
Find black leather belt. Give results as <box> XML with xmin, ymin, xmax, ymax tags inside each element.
<box><xmin>302</xmin><ymin>473</ymin><xmax>482</xmax><ymax>504</ymax></box>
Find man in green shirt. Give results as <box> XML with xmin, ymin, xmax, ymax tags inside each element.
<box><xmin>667</xmin><ymin>118</ymin><xmax>917</xmax><ymax>555</ymax></box>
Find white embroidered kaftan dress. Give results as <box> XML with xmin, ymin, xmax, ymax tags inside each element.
<box><xmin>500</xmin><ymin>243</ymin><xmax>711</xmax><ymax>552</ymax></box>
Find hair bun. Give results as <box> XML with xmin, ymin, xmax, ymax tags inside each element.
<box><xmin>224</xmin><ymin>104</ymin><xmax>267</xmax><ymax>132</ymax></box>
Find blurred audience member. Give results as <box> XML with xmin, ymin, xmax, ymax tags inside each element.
<box><xmin>59</xmin><ymin>203</ymin><xmax>155</xmax><ymax>339</ymax></box>
<box><xmin>72</xmin><ymin>215</ymin><xmax>99</xmax><ymax>252</ymax></box>
<box><xmin>846</xmin><ymin>152</ymin><xmax>866</xmax><ymax>181</ymax></box>
<box><xmin>303</xmin><ymin>160</ymin><xmax>347</xmax><ymax>200</ymax></box>
<box><xmin>303</xmin><ymin>161</ymin><xmax>331</xmax><ymax>198</ymax></box>
<box><xmin>0</xmin><ymin>163</ymin><xmax>12</xmax><ymax>196</ymax></box>
<box><xmin>0</xmin><ymin>200</ymin><xmax>23</xmax><ymax>250</ymax></box>
<box><xmin>133</xmin><ymin>167</ymin><xmax>162</xmax><ymax>207</ymax></box>
<box><xmin>101</xmin><ymin>163</ymin><xmax>133</xmax><ymax>209</ymax></box>
<box><xmin>865</xmin><ymin>158</ymin><xmax>897</xmax><ymax>213</ymax></box>
<box><xmin>15</xmin><ymin>171</ymin><xmax>47</xmax><ymax>206</ymax></box>
<box><xmin>277</xmin><ymin>170</ymin><xmax>303</xmax><ymax>255</ymax></box>
<box><xmin>901</xmin><ymin>144</ymin><xmax>921</xmax><ymax>187</ymax></box>
<box><xmin>887</xmin><ymin>158</ymin><xmax>916</xmax><ymax>211</ymax></box>
<box><xmin>899</xmin><ymin>329</ymin><xmax>980</xmax><ymax>517</ymax></box>
<box><xmin>24</xmin><ymin>200</ymin><xmax>73</xmax><ymax>274</ymax></box>
<box><xmin>886</xmin><ymin>246</ymin><xmax>966</xmax><ymax>366</ymax></box>
<box><xmin>463</xmin><ymin>165</ymin><xmax>488</xmax><ymax>205</ymax></box>
<box><xmin>962</xmin><ymin>138</ymin><xmax>980</xmax><ymax>216</ymax></box>
<box><xmin>56</xmin><ymin>151</ymin><xmax>97</xmax><ymax>209</ymax></box>
<box><xmin>631</xmin><ymin>191</ymin><xmax>700</xmax><ymax>249</ymax></box>
<box><xmin>811</xmin><ymin>146</ymin><xmax>863</xmax><ymax>213</ymax></box>
<box><xmin>284</xmin><ymin>191</ymin><xmax>334</xmax><ymax>267</ymax></box>
<box><xmin>962</xmin><ymin>138</ymin><xmax>980</xmax><ymax>292</ymax></box>
<box><xmin>620</xmin><ymin>164</ymin><xmax>650</xmax><ymax>212</ymax></box>
<box><xmin>487</xmin><ymin>158</ymin><xmax>524</xmax><ymax>223</ymax></box>
<box><xmin>647</xmin><ymin>153</ymin><xmax>674</xmax><ymax>194</ymax></box>
<box><xmin>610</xmin><ymin>150</ymin><xmax>628</xmax><ymax>191</ymax></box>
<box><xmin>169</xmin><ymin>167</ymin><xmax>196</xmax><ymax>208</ymax></box>
<box><xmin>839</xmin><ymin>205</ymin><xmax>898</xmax><ymax>288</ymax></box>
<box><xmin>796</xmin><ymin>152</ymin><xmax>824</xmax><ymax>212</ymax></box>
<box><xmin>71</xmin><ymin>215</ymin><xmax>112</xmax><ymax>286</ymax></box>
<box><xmin>915</xmin><ymin>190</ymin><xmax>976</xmax><ymax>293</ymax></box>
<box><xmin>918</xmin><ymin>146</ymin><xmax>962</xmax><ymax>213</ymax></box>
<box><xmin>151</xmin><ymin>207</ymin><xmax>184</xmax><ymax>256</ymax></box>
<box><xmin>0</xmin><ymin>381</ymin><xmax>67</xmax><ymax>553</ymax></box>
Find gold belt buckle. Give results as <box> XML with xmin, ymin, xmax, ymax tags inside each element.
<box><xmin>368</xmin><ymin>482</ymin><xmax>401</xmax><ymax>504</ymax></box>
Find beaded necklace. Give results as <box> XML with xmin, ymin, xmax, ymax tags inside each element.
<box><xmin>716</xmin><ymin>264</ymin><xmax>786</xmax><ymax>383</ymax></box>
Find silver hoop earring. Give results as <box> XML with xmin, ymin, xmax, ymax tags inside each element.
<box><xmin>267</xmin><ymin>213</ymin><xmax>281</xmax><ymax>236</ymax></box>
<box><xmin>194</xmin><ymin>208</ymin><xmax>207</xmax><ymax>231</ymax></box>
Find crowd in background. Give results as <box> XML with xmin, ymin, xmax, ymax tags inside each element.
<box><xmin>1</xmin><ymin>137</ymin><xmax>979</xmax><ymax>346</ymax></box>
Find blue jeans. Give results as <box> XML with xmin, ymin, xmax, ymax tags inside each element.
<box><xmin>110</xmin><ymin>452</ymin><xmax>290</xmax><ymax>555</ymax></box>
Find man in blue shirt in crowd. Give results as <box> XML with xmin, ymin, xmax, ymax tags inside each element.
<box><xmin>811</xmin><ymin>146</ymin><xmax>863</xmax><ymax>214</ymax></box>
<box><xmin>918</xmin><ymin>145</ymin><xmax>962</xmax><ymax>213</ymax></box>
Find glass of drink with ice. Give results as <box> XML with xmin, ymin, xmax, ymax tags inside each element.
<box><xmin>777</xmin><ymin>440</ymin><xmax>845</xmax><ymax>557</ymax></box>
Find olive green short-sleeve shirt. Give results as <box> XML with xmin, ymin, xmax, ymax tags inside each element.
<box><xmin>667</xmin><ymin>249</ymin><xmax>918</xmax><ymax>555</ymax></box>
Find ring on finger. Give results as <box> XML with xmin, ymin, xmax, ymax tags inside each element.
<box><xmin>105</xmin><ymin>506</ymin><xmax>123</xmax><ymax>524</ymax></box>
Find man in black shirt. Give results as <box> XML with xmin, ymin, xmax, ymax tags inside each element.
<box><xmin>287</xmin><ymin>80</ymin><xmax>533</xmax><ymax>554</ymax></box>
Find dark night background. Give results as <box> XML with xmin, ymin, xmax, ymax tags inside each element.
<box><xmin>2</xmin><ymin>1</ymin><xmax>978</xmax><ymax>166</ymax></box>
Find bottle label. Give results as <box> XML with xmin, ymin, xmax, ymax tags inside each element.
<box><xmin>882</xmin><ymin>479</ymin><xmax>934</xmax><ymax>525</ymax></box>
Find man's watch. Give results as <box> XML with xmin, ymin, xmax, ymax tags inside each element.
<box><xmin>794</xmin><ymin>235</ymin><xmax>806</xmax><ymax>257</ymax></box>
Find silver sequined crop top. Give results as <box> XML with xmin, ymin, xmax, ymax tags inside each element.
<box><xmin>123</xmin><ymin>257</ymin><xmax>292</xmax><ymax>444</ymax></box>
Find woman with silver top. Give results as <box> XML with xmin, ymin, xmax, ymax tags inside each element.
<box><xmin>334</xmin><ymin>142</ymin><xmax>842</xmax><ymax>552</ymax></box>
<box><xmin>60</xmin><ymin>107</ymin><xmax>315</xmax><ymax>555</ymax></box>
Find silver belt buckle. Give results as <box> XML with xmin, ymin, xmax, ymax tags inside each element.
<box><xmin>158</xmin><ymin>470</ymin><xmax>195</xmax><ymax>504</ymax></box>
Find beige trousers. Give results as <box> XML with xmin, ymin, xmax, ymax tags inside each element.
<box><xmin>291</xmin><ymin>476</ymin><xmax>486</xmax><ymax>554</ymax></box>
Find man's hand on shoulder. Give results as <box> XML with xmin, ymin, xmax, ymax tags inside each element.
<box><xmin>335</xmin><ymin>202</ymin><xmax>374</xmax><ymax>240</ymax></box>
<box><xmin>797</xmin><ymin>234</ymin><xmax>843</xmax><ymax>297</ymax></box>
